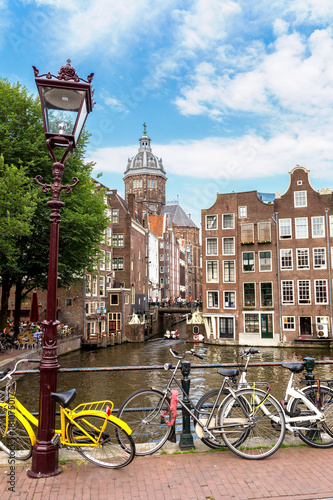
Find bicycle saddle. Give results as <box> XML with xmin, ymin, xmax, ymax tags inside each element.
<box><xmin>281</xmin><ymin>362</ymin><xmax>304</xmax><ymax>373</ymax></box>
<box><xmin>217</xmin><ymin>368</ymin><xmax>239</xmax><ymax>377</ymax></box>
<box><xmin>50</xmin><ymin>388</ymin><xmax>77</xmax><ymax>407</ymax></box>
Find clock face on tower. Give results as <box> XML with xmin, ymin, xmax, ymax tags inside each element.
<box><xmin>149</xmin><ymin>204</ymin><xmax>156</xmax><ymax>212</ymax></box>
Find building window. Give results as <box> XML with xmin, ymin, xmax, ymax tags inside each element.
<box><xmin>160</xmin><ymin>266</ymin><xmax>164</xmax><ymax>273</ymax></box>
<box><xmin>296</xmin><ymin>248</ymin><xmax>309</xmax><ymax>270</ymax></box>
<box><xmin>222</xmin><ymin>213</ymin><xmax>234</xmax><ymax>229</ymax></box>
<box><xmin>242</xmin><ymin>252</ymin><xmax>254</xmax><ymax>272</ymax></box>
<box><xmin>279</xmin><ymin>219</ymin><xmax>292</xmax><ymax>239</ymax></box>
<box><xmin>112</xmin><ymin>209</ymin><xmax>119</xmax><ymax>224</ymax></box>
<box><xmin>92</xmin><ymin>276</ymin><xmax>98</xmax><ymax>296</ymax></box>
<box><xmin>312</xmin><ymin>216</ymin><xmax>325</xmax><ymax>238</ymax></box>
<box><xmin>207</xmin><ymin>291</ymin><xmax>219</xmax><ymax>308</ymax></box>
<box><xmin>241</xmin><ymin>223</ymin><xmax>254</xmax><ymax>244</ymax></box>
<box><xmin>206</xmin><ymin>238</ymin><xmax>218</xmax><ymax>256</ymax></box>
<box><xmin>224</xmin><ymin>291</ymin><xmax>236</xmax><ymax>308</ymax></box>
<box><xmin>223</xmin><ymin>261</ymin><xmax>235</xmax><ymax>282</ymax></box>
<box><xmin>260</xmin><ymin>282</ymin><xmax>272</xmax><ymax>307</ymax></box>
<box><xmin>106</xmin><ymin>227</ymin><xmax>112</xmax><ymax>246</ymax></box>
<box><xmin>280</xmin><ymin>249</ymin><xmax>293</xmax><ymax>270</ymax></box>
<box><xmin>244</xmin><ymin>313</ymin><xmax>259</xmax><ymax>333</ymax></box>
<box><xmin>111</xmin><ymin>294</ymin><xmax>118</xmax><ymax>305</ymax></box>
<box><xmin>106</xmin><ymin>251</ymin><xmax>111</xmax><ymax>271</ymax></box>
<box><xmin>112</xmin><ymin>257</ymin><xmax>124</xmax><ymax>271</ymax></box>
<box><xmin>86</xmin><ymin>275</ymin><xmax>91</xmax><ymax>295</ymax></box>
<box><xmin>298</xmin><ymin>280</ymin><xmax>311</xmax><ymax>304</ymax></box>
<box><xmin>315</xmin><ymin>280</ymin><xmax>328</xmax><ymax>304</ymax></box>
<box><xmin>99</xmin><ymin>250</ymin><xmax>105</xmax><ymax>271</ymax></box>
<box><xmin>223</xmin><ymin>237</ymin><xmax>235</xmax><ymax>255</ymax></box>
<box><xmin>219</xmin><ymin>317</ymin><xmax>234</xmax><ymax>339</ymax></box>
<box><xmin>131</xmin><ymin>286</ymin><xmax>135</xmax><ymax>304</ymax></box>
<box><xmin>258</xmin><ymin>222</ymin><xmax>271</xmax><ymax>242</ymax></box>
<box><xmin>281</xmin><ymin>280</ymin><xmax>294</xmax><ymax>304</ymax></box>
<box><xmin>259</xmin><ymin>251</ymin><xmax>272</xmax><ymax>272</ymax></box>
<box><xmin>244</xmin><ymin>283</ymin><xmax>255</xmax><ymax>307</ymax></box>
<box><xmin>160</xmin><ymin>278</ymin><xmax>164</xmax><ymax>286</ymax></box>
<box><xmin>239</xmin><ymin>206</ymin><xmax>247</xmax><ymax>218</ymax></box>
<box><xmin>207</xmin><ymin>261</ymin><xmax>218</xmax><ymax>282</ymax></box>
<box><xmin>283</xmin><ymin>316</ymin><xmax>295</xmax><ymax>330</ymax></box>
<box><xmin>112</xmin><ymin>233</ymin><xmax>124</xmax><ymax>247</ymax></box>
<box><xmin>313</xmin><ymin>248</ymin><xmax>326</xmax><ymax>269</ymax></box>
<box><xmin>294</xmin><ymin>190</ymin><xmax>307</xmax><ymax>207</ymax></box>
<box><xmin>100</xmin><ymin>276</ymin><xmax>105</xmax><ymax>296</ymax></box>
<box><xmin>109</xmin><ymin>312</ymin><xmax>122</xmax><ymax>331</ymax></box>
<box><xmin>206</xmin><ymin>215</ymin><xmax>217</xmax><ymax>230</ymax></box>
<box><xmin>295</xmin><ymin>217</ymin><xmax>308</xmax><ymax>239</ymax></box>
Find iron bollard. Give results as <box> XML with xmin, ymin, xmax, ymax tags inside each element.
<box><xmin>179</xmin><ymin>360</ymin><xmax>195</xmax><ymax>450</ymax></box>
<box><xmin>303</xmin><ymin>357</ymin><xmax>315</xmax><ymax>381</ymax></box>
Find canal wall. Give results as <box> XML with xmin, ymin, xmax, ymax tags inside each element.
<box><xmin>0</xmin><ymin>335</ymin><xmax>82</xmax><ymax>372</ymax></box>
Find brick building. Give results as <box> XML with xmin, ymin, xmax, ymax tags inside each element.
<box><xmin>202</xmin><ymin>166</ymin><xmax>333</xmax><ymax>346</ymax></box>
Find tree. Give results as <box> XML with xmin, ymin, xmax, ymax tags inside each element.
<box><xmin>0</xmin><ymin>78</ymin><xmax>108</xmax><ymax>333</ymax></box>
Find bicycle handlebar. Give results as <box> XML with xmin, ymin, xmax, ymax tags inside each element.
<box><xmin>0</xmin><ymin>358</ymin><xmax>40</xmax><ymax>381</ymax></box>
<box><xmin>169</xmin><ymin>348</ymin><xmax>204</xmax><ymax>360</ymax></box>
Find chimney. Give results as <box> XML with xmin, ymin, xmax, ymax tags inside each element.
<box><xmin>138</xmin><ymin>202</ymin><xmax>143</xmax><ymax>225</ymax></box>
<box><xmin>128</xmin><ymin>193</ymin><xmax>135</xmax><ymax>219</ymax></box>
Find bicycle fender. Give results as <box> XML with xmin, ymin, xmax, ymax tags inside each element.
<box><xmin>72</xmin><ymin>410</ymin><xmax>132</xmax><ymax>435</ymax></box>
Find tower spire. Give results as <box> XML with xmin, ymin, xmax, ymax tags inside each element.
<box><xmin>143</xmin><ymin>122</ymin><xmax>147</xmax><ymax>135</ymax></box>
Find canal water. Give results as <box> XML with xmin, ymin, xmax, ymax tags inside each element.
<box><xmin>18</xmin><ymin>321</ymin><xmax>333</xmax><ymax>413</ymax></box>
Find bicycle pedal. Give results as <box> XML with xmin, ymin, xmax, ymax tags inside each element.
<box><xmin>51</xmin><ymin>434</ymin><xmax>61</xmax><ymax>448</ymax></box>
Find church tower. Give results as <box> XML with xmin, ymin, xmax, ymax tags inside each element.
<box><xmin>123</xmin><ymin>124</ymin><xmax>167</xmax><ymax>215</ymax></box>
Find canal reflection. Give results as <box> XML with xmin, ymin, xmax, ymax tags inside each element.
<box><xmin>18</xmin><ymin>321</ymin><xmax>333</xmax><ymax>412</ymax></box>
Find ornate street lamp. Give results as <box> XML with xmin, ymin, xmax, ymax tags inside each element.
<box><xmin>27</xmin><ymin>60</ymin><xmax>94</xmax><ymax>478</ymax></box>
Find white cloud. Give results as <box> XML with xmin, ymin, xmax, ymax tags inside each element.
<box><xmin>88</xmin><ymin>125</ymin><xmax>333</xmax><ymax>184</ymax></box>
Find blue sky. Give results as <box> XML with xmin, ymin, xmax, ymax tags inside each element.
<box><xmin>2</xmin><ymin>1</ymin><xmax>333</xmax><ymax>226</ymax></box>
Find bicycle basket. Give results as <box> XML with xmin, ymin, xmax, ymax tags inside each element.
<box><xmin>73</xmin><ymin>400</ymin><xmax>114</xmax><ymax>413</ymax></box>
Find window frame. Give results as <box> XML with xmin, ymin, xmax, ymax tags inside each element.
<box><xmin>223</xmin><ymin>260</ymin><xmax>236</xmax><ymax>283</ymax></box>
<box><xmin>297</xmin><ymin>279</ymin><xmax>311</xmax><ymax>305</ymax></box>
<box><xmin>259</xmin><ymin>250</ymin><xmax>272</xmax><ymax>272</ymax></box>
<box><xmin>280</xmin><ymin>249</ymin><xmax>293</xmax><ymax>270</ymax></box>
<box><xmin>238</xmin><ymin>206</ymin><xmax>247</xmax><ymax>218</ymax></box>
<box><xmin>206</xmin><ymin>237</ymin><xmax>218</xmax><ymax>256</ymax></box>
<box><xmin>207</xmin><ymin>291</ymin><xmax>219</xmax><ymax>309</ymax></box>
<box><xmin>244</xmin><ymin>282</ymin><xmax>255</xmax><ymax>307</ymax></box>
<box><xmin>206</xmin><ymin>260</ymin><xmax>218</xmax><ymax>282</ymax></box>
<box><xmin>295</xmin><ymin>217</ymin><xmax>308</xmax><ymax>239</ymax></box>
<box><xmin>279</xmin><ymin>218</ymin><xmax>292</xmax><ymax>239</ymax></box>
<box><xmin>281</xmin><ymin>280</ymin><xmax>294</xmax><ymax>305</ymax></box>
<box><xmin>223</xmin><ymin>291</ymin><xmax>236</xmax><ymax>309</ymax></box>
<box><xmin>242</xmin><ymin>251</ymin><xmax>255</xmax><ymax>272</ymax></box>
<box><xmin>296</xmin><ymin>248</ymin><xmax>309</xmax><ymax>270</ymax></box>
<box><xmin>260</xmin><ymin>282</ymin><xmax>273</xmax><ymax>307</ymax></box>
<box><xmin>222</xmin><ymin>213</ymin><xmax>235</xmax><ymax>229</ymax></box>
<box><xmin>282</xmin><ymin>316</ymin><xmax>296</xmax><ymax>331</ymax></box>
<box><xmin>294</xmin><ymin>190</ymin><xmax>307</xmax><ymax>208</ymax></box>
<box><xmin>258</xmin><ymin>222</ymin><xmax>271</xmax><ymax>242</ymax></box>
<box><xmin>315</xmin><ymin>279</ymin><xmax>328</xmax><ymax>304</ymax></box>
<box><xmin>206</xmin><ymin>214</ymin><xmax>218</xmax><ymax>230</ymax></box>
<box><xmin>313</xmin><ymin>247</ymin><xmax>327</xmax><ymax>270</ymax></box>
<box><xmin>311</xmin><ymin>216</ymin><xmax>325</xmax><ymax>238</ymax></box>
<box><xmin>222</xmin><ymin>237</ymin><xmax>235</xmax><ymax>256</ymax></box>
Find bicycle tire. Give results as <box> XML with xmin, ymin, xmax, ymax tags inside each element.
<box><xmin>117</xmin><ymin>389</ymin><xmax>172</xmax><ymax>456</ymax></box>
<box><xmin>289</xmin><ymin>385</ymin><xmax>333</xmax><ymax>448</ymax></box>
<box><xmin>0</xmin><ymin>408</ymin><xmax>32</xmax><ymax>460</ymax></box>
<box><xmin>5</xmin><ymin>344</ymin><xmax>13</xmax><ymax>355</ymax></box>
<box><xmin>68</xmin><ymin>414</ymin><xmax>135</xmax><ymax>469</ymax></box>
<box><xmin>219</xmin><ymin>388</ymin><xmax>286</xmax><ymax>460</ymax></box>
<box><xmin>194</xmin><ymin>389</ymin><xmax>229</xmax><ymax>449</ymax></box>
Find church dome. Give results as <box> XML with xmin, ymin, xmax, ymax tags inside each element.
<box><xmin>123</xmin><ymin>126</ymin><xmax>166</xmax><ymax>180</ymax></box>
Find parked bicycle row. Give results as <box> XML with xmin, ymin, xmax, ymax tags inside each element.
<box><xmin>0</xmin><ymin>347</ymin><xmax>332</xmax><ymax>471</ymax></box>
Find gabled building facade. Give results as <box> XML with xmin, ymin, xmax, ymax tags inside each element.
<box><xmin>202</xmin><ymin>166</ymin><xmax>333</xmax><ymax>346</ymax></box>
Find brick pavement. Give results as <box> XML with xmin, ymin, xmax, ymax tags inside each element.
<box><xmin>1</xmin><ymin>446</ymin><xmax>333</xmax><ymax>500</ymax></box>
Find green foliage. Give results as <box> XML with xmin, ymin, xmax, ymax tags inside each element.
<box><xmin>0</xmin><ymin>78</ymin><xmax>108</xmax><ymax>327</ymax></box>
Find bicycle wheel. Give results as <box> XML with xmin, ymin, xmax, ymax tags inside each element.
<box><xmin>117</xmin><ymin>389</ymin><xmax>172</xmax><ymax>455</ymax></box>
<box><xmin>219</xmin><ymin>388</ymin><xmax>285</xmax><ymax>460</ymax></box>
<box><xmin>0</xmin><ymin>408</ymin><xmax>32</xmax><ymax>460</ymax></box>
<box><xmin>194</xmin><ymin>389</ymin><xmax>229</xmax><ymax>449</ymax></box>
<box><xmin>5</xmin><ymin>344</ymin><xmax>13</xmax><ymax>355</ymax></box>
<box><xmin>68</xmin><ymin>414</ymin><xmax>135</xmax><ymax>469</ymax></box>
<box><xmin>289</xmin><ymin>385</ymin><xmax>333</xmax><ymax>448</ymax></box>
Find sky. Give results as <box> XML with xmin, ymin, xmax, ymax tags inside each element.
<box><xmin>2</xmin><ymin>0</ymin><xmax>333</xmax><ymax>226</ymax></box>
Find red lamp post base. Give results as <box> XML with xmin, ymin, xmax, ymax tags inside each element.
<box><xmin>27</xmin><ymin>443</ymin><xmax>62</xmax><ymax>478</ymax></box>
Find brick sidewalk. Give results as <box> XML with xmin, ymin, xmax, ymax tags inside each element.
<box><xmin>1</xmin><ymin>446</ymin><xmax>333</xmax><ymax>500</ymax></box>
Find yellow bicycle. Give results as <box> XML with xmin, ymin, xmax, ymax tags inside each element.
<box><xmin>0</xmin><ymin>359</ymin><xmax>135</xmax><ymax>469</ymax></box>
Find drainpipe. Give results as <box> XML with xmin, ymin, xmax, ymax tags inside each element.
<box><xmin>325</xmin><ymin>209</ymin><xmax>332</xmax><ymax>335</ymax></box>
<box><xmin>272</xmin><ymin>212</ymin><xmax>282</xmax><ymax>342</ymax></box>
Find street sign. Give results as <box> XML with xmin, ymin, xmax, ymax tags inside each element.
<box><xmin>193</xmin><ymin>334</ymin><xmax>204</xmax><ymax>341</ymax></box>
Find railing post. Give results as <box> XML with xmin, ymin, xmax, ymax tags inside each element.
<box><xmin>303</xmin><ymin>357</ymin><xmax>315</xmax><ymax>381</ymax></box>
<box><xmin>179</xmin><ymin>360</ymin><xmax>195</xmax><ymax>450</ymax></box>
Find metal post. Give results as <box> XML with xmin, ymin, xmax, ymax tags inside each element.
<box><xmin>303</xmin><ymin>357</ymin><xmax>315</xmax><ymax>381</ymax></box>
<box><xmin>179</xmin><ymin>360</ymin><xmax>195</xmax><ymax>450</ymax></box>
<box><xmin>28</xmin><ymin>142</ymin><xmax>77</xmax><ymax>478</ymax></box>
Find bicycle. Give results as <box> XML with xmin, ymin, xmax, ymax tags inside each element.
<box><xmin>196</xmin><ymin>348</ymin><xmax>333</xmax><ymax>455</ymax></box>
<box><xmin>0</xmin><ymin>359</ymin><xmax>135</xmax><ymax>468</ymax></box>
<box><xmin>0</xmin><ymin>339</ymin><xmax>14</xmax><ymax>355</ymax></box>
<box><xmin>117</xmin><ymin>348</ymin><xmax>286</xmax><ymax>459</ymax></box>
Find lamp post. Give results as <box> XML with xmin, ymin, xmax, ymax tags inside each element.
<box><xmin>27</xmin><ymin>60</ymin><xmax>94</xmax><ymax>478</ymax></box>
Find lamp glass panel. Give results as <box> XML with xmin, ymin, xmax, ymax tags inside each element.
<box><xmin>74</xmin><ymin>97</ymin><xmax>87</xmax><ymax>144</ymax></box>
<box><xmin>41</xmin><ymin>86</ymin><xmax>84</xmax><ymax>135</ymax></box>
